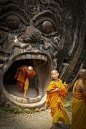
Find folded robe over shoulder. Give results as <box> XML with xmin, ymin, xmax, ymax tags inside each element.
<box><xmin>17</xmin><ymin>65</ymin><xmax>35</xmax><ymax>91</ymax></box>
<box><xmin>46</xmin><ymin>79</ymin><xmax>70</xmax><ymax>125</ymax></box>
<box><xmin>71</xmin><ymin>80</ymin><xmax>86</xmax><ymax>129</ymax></box>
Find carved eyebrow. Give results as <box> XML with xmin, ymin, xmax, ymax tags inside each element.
<box><xmin>32</xmin><ymin>10</ymin><xmax>56</xmax><ymax>21</ymax></box>
<box><xmin>32</xmin><ymin>10</ymin><xmax>60</xmax><ymax>30</ymax></box>
<box><xmin>0</xmin><ymin>4</ymin><xmax>30</xmax><ymax>25</ymax></box>
<box><xmin>0</xmin><ymin>12</ymin><xmax>28</xmax><ymax>26</ymax></box>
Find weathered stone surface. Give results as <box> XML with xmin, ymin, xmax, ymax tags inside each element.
<box><xmin>0</xmin><ymin>0</ymin><xmax>86</xmax><ymax>108</ymax></box>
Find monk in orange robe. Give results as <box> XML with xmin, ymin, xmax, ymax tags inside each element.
<box><xmin>71</xmin><ymin>69</ymin><xmax>86</xmax><ymax>129</ymax></box>
<box><xmin>46</xmin><ymin>70</ymin><xmax>70</xmax><ymax>129</ymax></box>
<box><xmin>15</xmin><ymin>65</ymin><xmax>35</xmax><ymax>98</ymax></box>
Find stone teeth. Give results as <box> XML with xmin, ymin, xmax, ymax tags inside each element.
<box><xmin>15</xmin><ymin>54</ymin><xmax>47</xmax><ymax>61</ymax></box>
<box><xmin>15</xmin><ymin>54</ymin><xmax>25</xmax><ymax>61</ymax></box>
<box><xmin>37</xmin><ymin>54</ymin><xmax>42</xmax><ymax>60</ymax></box>
<box><xmin>31</xmin><ymin>54</ymin><xmax>37</xmax><ymax>59</ymax></box>
<box><xmin>41</xmin><ymin>55</ymin><xmax>47</xmax><ymax>61</ymax></box>
<box><xmin>41</xmin><ymin>55</ymin><xmax>45</xmax><ymax>60</ymax></box>
<box><xmin>21</xmin><ymin>54</ymin><xmax>25</xmax><ymax>59</ymax></box>
<box><xmin>25</xmin><ymin>54</ymin><xmax>32</xmax><ymax>59</ymax></box>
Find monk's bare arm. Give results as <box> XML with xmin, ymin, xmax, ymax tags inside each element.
<box><xmin>14</xmin><ymin>67</ymin><xmax>22</xmax><ymax>79</ymax></box>
<box><xmin>46</xmin><ymin>88</ymin><xmax>62</xmax><ymax>93</ymax></box>
<box><xmin>80</xmin><ymin>84</ymin><xmax>86</xmax><ymax>98</ymax></box>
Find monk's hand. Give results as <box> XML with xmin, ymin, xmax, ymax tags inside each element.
<box><xmin>56</xmin><ymin>88</ymin><xmax>62</xmax><ymax>92</ymax></box>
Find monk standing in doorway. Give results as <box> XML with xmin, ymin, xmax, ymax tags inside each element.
<box><xmin>15</xmin><ymin>65</ymin><xmax>35</xmax><ymax>98</ymax></box>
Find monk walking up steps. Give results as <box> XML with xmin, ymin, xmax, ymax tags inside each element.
<box><xmin>46</xmin><ymin>70</ymin><xmax>70</xmax><ymax>129</ymax></box>
<box><xmin>71</xmin><ymin>69</ymin><xmax>86</xmax><ymax>129</ymax></box>
<box><xmin>15</xmin><ymin>65</ymin><xmax>35</xmax><ymax>98</ymax></box>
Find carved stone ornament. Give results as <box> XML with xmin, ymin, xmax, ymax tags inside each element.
<box><xmin>0</xmin><ymin>0</ymin><xmax>86</xmax><ymax>108</ymax></box>
<box><xmin>24</xmin><ymin>0</ymin><xmax>40</xmax><ymax>14</ymax></box>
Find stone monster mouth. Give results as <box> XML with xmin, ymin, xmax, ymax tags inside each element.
<box><xmin>2</xmin><ymin>51</ymin><xmax>51</xmax><ymax>108</ymax></box>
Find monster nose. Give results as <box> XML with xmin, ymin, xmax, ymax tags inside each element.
<box><xmin>25</xmin><ymin>26</ymin><xmax>41</xmax><ymax>41</ymax></box>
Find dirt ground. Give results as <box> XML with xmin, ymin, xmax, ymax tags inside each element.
<box><xmin>0</xmin><ymin>92</ymin><xmax>73</xmax><ymax>129</ymax></box>
<box><xmin>0</xmin><ymin>108</ymin><xmax>72</xmax><ymax>129</ymax></box>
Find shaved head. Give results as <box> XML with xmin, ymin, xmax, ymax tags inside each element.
<box><xmin>78</xmin><ymin>69</ymin><xmax>86</xmax><ymax>78</ymax></box>
<box><xmin>51</xmin><ymin>70</ymin><xmax>58</xmax><ymax>75</ymax></box>
<box><xmin>28</xmin><ymin>66</ymin><xmax>33</xmax><ymax>71</ymax></box>
<box><xmin>26</xmin><ymin>66</ymin><xmax>33</xmax><ymax>74</ymax></box>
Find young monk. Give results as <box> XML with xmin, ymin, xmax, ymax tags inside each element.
<box><xmin>71</xmin><ymin>69</ymin><xmax>86</xmax><ymax>129</ymax></box>
<box><xmin>15</xmin><ymin>65</ymin><xmax>35</xmax><ymax>98</ymax></box>
<box><xmin>46</xmin><ymin>70</ymin><xmax>70</xmax><ymax>129</ymax></box>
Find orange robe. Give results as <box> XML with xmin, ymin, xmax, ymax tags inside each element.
<box><xmin>71</xmin><ymin>80</ymin><xmax>86</xmax><ymax>129</ymax></box>
<box><xmin>17</xmin><ymin>65</ymin><xmax>35</xmax><ymax>91</ymax></box>
<box><xmin>46</xmin><ymin>79</ymin><xmax>70</xmax><ymax>125</ymax></box>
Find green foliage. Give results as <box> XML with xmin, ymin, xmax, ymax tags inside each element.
<box><xmin>64</xmin><ymin>100</ymin><xmax>72</xmax><ymax>112</ymax></box>
<box><xmin>64</xmin><ymin>92</ymin><xmax>73</xmax><ymax>112</ymax></box>
<box><xmin>29</xmin><ymin>108</ymin><xmax>36</xmax><ymax>114</ymax></box>
<box><xmin>0</xmin><ymin>106</ymin><xmax>27</xmax><ymax>114</ymax></box>
<box><xmin>65</xmin><ymin>92</ymin><xmax>73</xmax><ymax>102</ymax></box>
<box><xmin>64</xmin><ymin>106</ymin><xmax>72</xmax><ymax>112</ymax></box>
<box><xmin>0</xmin><ymin>107</ymin><xmax>8</xmax><ymax>119</ymax></box>
<box><xmin>0</xmin><ymin>106</ymin><xmax>37</xmax><ymax>114</ymax></box>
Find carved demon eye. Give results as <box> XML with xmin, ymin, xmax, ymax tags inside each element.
<box><xmin>5</xmin><ymin>15</ymin><xmax>20</xmax><ymax>30</ymax></box>
<box><xmin>42</xmin><ymin>21</ymin><xmax>54</xmax><ymax>34</ymax></box>
<box><xmin>34</xmin><ymin>18</ymin><xmax>57</xmax><ymax>36</ymax></box>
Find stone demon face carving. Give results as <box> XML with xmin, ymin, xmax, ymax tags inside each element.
<box><xmin>0</xmin><ymin>0</ymin><xmax>62</xmax><ymax>108</ymax></box>
<box><xmin>0</xmin><ymin>0</ymin><xmax>86</xmax><ymax>108</ymax></box>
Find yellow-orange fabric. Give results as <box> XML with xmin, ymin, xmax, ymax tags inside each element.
<box><xmin>46</xmin><ymin>79</ymin><xmax>70</xmax><ymax>125</ymax></box>
<box><xmin>71</xmin><ymin>80</ymin><xmax>86</xmax><ymax>129</ymax></box>
<box><xmin>24</xmin><ymin>77</ymin><xmax>29</xmax><ymax>90</ymax></box>
<box><xmin>17</xmin><ymin>65</ymin><xmax>35</xmax><ymax>91</ymax></box>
